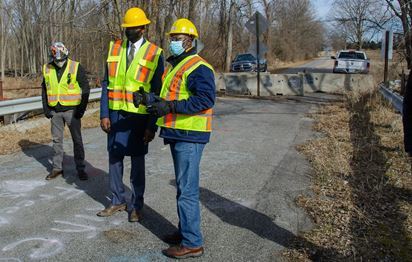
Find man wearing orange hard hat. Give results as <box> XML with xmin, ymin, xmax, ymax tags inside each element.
<box><xmin>135</xmin><ymin>18</ymin><xmax>216</xmax><ymax>259</ymax></box>
<box><xmin>98</xmin><ymin>7</ymin><xmax>164</xmax><ymax>223</ymax></box>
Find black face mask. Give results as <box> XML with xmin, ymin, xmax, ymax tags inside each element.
<box><xmin>125</xmin><ymin>28</ymin><xmax>143</xmax><ymax>43</ymax></box>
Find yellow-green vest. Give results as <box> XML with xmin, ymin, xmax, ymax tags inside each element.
<box><xmin>157</xmin><ymin>54</ymin><xmax>214</xmax><ymax>132</ymax></box>
<box><xmin>106</xmin><ymin>39</ymin><xmax>162</xmax><ymax>114</ymax></box>
<box><xmin>42</xmin><ymin>59</ymin><xmax>81</xmax><ymax>107</ymax></box>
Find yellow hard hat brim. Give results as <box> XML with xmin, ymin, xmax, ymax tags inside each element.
<box><xmin>167</xmin><ymin>31</ymin><xmax>198</xmax><ymax>38</ymax></box>
<box><xmin>121</xmin><ymin>19</ymin><xmax>151</xmax><ymax>28</ymax></box>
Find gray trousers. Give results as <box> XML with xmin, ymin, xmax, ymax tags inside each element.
<box><xmin>51</xmin><ymin>110</ymin><xmax>85</xmax><ymax>172</ymax></box>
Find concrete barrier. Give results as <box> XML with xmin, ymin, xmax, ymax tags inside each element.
<box><xmin>216</xmin><ymin>72</ymin><xmax>374</xmax><ymax>96</ymax></box>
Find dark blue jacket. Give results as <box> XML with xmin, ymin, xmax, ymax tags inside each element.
<box><xmin>403</xmin><ymin>72</ymin><xmax>412</xmax><ymax>155</ymax></box>
<box><xmin>100</xmin><ymin>39</ymin><xmax>164</xmax><ymax>156</ymax></box>
<box><xmin>159</xmin><ymin>49</ymin><xmax>216</xmax><ymax>144</ymax></box>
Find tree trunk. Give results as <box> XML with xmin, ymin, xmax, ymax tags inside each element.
<box><xmin>188</xmin><ymin>0</ymin><xmax>198</xmax><ymax>24</ymax></box>
<box><xmin>225</xmin><ymin>1</ymin><xmax>234</xmax><ymax>72</ymax></box>
<box><xmin>0</xmin><ymin>0</ymin><xmax>5</xmax><ymax>80</ymax></box>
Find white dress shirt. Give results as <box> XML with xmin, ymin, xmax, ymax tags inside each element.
<box><xmin>128</xmin><ymin>37</ymin><xmax>144</xmax><ymax>58</ymax></box>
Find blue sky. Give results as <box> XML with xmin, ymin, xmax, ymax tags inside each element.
<box><xmin>312</xmin><ymin>0</ymin><xmax>333</xmax><ymax>20</ymax></box>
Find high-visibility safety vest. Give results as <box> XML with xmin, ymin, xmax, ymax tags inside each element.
<box><xmin>157</xmin><ymin>54</ymin><xmax>214</xmax><ymax>132</ymax></box>
<box><xmin>43</xmin><ymin>59</ymin><xmax>81</xmax><ymax>107</ymax></box>
<box><xmin>106</xmin><ymin>39</ymin><xmax>162</xmax><ymax>113</ymax></box>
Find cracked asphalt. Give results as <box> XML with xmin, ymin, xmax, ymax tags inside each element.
<box><xmin>0</xmin><ymin>95</ymin><xmax>337</xmax><ymax>261</ymax></box>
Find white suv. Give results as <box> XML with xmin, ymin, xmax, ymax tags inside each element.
<box><xmin>332</xmin><ymin>50</ymin><xmax>370</xmax><ymax>74</ymax></box>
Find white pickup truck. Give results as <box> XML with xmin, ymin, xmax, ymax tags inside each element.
<box><xmin>332</xmin><ymin>50</ymin><xmax>370</xmax><ymax>74</ymax></box>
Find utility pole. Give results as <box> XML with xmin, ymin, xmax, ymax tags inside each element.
<box><xmin>384</xmin><ymin>30</ymin><xmax>389</xmax><ymax>86</ymax></box>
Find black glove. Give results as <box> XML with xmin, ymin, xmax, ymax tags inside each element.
<box><xmin>45</xmin><ymin>111</ymin><xmax>53</xmax><ymax>119</ymax></box>
<box><xmin>146</xmin><ymin>100</ymin><xmax>175</xmax><ymax>117</ymax></box>
<box><xmin>133</xmin><ymin>87</ymin><xmax>160</xmax><ymax>107</ymax></box>
<box><xmin>74</xmin><ymin>111</ymin><xmax>84</xmax><ymax>119</ymax></box>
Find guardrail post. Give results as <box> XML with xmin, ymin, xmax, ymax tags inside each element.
<box><xmin>0</xmin><ymin>80</ymin><xmax>3</xmax><ymax>100</ymax></box>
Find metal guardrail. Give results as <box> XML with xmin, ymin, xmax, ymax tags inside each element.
<box><xmin>379</xmin><ymin>83</ymin><xmax>403</xmax><ymax>115</ymax></box>
<box><xmin>0</xmin><ymin>88</ymin><xmax>102</xmax><ymax>116</ymax></box>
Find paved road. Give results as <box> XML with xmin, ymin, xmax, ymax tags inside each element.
<box><xmin>0</xmin><ymin>95</ymin><xmax>335</xmax><ymax>261</ymax></box>
<box><xmin>279</xmin><ymin>56</ymin><xmax>334</xmax><ymax>74</ymax></box>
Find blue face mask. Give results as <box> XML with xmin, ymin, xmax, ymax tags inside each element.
<box><xmin>169</xmin><ymin>40</ymin><xmax>185</xmax><ymax>56</ymax></box>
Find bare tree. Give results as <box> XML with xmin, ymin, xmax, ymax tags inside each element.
<box><xmin>384</xmin><ymin>0</ymin><xmax>412</xmax><ymax>69</ymax></box>
<box><xmin>0</xmin><ymin>0</ymin><xmax>326</xmax><ymax>81</ymax></box>
<box><xmin>331</xmin><ymin>0</ymin><xmax>383</xmax><ymax>49</ymax></box>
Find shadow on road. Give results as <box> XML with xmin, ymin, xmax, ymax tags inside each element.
<box><xmin>139</xmin><ymin>204</ymin><xmax>178</xmax><ymax>243</ymax></box>
<box><xmin>198</xmin><ymin>187</ymin><xmax>343</xmax><ymax>259</ymax></box>
<box><xmin>199</xmin><ymin>187</ymin><xmax>293</xmax><ymax>246</ymax></box>
<box><xmin>18</xmin><ymin>139</ymin><xmax>110</xmax><ymax>208</ymax></box>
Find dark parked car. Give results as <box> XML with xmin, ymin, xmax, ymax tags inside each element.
<box><xmin>230</xmin><ymin>53</ymin><xmax>267</xmax><ymax>72</ymax></box>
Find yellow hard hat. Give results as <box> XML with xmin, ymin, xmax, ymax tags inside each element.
<box><xmin>168</xmin><ymin>18</ymin><xmax>198</xmax><ymax>38</ymax></box>
<box><xmin>121</xmin><ymin>7</ymin><xmax>150</xmax><ymax>28</ymax></box>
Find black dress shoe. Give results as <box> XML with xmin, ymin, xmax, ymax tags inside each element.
<box><xmin>46</xmin><ymin>170</ymin><xmax>63</xmax><ymax>180</ymax></box>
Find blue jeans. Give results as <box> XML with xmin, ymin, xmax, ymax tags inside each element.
<box><xmin>170</xmin><ymin>142</ymin><xmax>205</xmax><ymax>248</ymax></box>
<box><xmin>108</xmin><ymin>153</ymin><xmax>145</xmax><ymax>210</ymax></box>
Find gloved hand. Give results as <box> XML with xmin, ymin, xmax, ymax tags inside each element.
<box><xmin>133</xmin><ymin>87</ymin><xmax>160</xmax><ymax>107</ymax></box>
<box><xmin>45</xmin><ymin>111</ymin><xmax>53</xmax><ymax>119</ymax></box>
<box><xmin>73</xmin><ymin>110</ymin><xmax>84</xmax><ymax>119</ymax></box>
<box><xmin>146</xmin><ymin>100</ymin><xmax>175</xmax><ymax>117</ymax></box>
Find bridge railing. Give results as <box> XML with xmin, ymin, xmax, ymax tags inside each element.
<box><xmin>0</xmin><ymin>88</ymin><xmax>102</xmax><ymax>117</ymax></box>
<box><xmin>378</xmin><ymin>83</ymin><xmax>403</xmax><ymax>115</ymax></box>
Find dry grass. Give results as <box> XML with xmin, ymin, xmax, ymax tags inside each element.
<box><xmin>1</xmin><ymin>76</ymin><xmax>42</xmax><ymax>99</ymax></box>
<box><xmin>283</xmin><ymin>89</ymin><xmax>412</xmax><ymax>261</ymax></box>
<box><xmin>366</xmin><ymin>50</ymin><xmax>408</xmax><ymax>86</ymax></box>
<box><xmin>0</xmin><ymin>104</ymin><xmax>101</xmax><ymax>155</ymax></box>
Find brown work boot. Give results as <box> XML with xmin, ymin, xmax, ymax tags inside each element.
<box><xmin>46</xmin><ymin>170</ymin><xmax>63</xmax><ymax>180</ymax></box>
<box><xmin>128</xmin><ymin>209</ymin><xmax>142</xmax><ymax>223</ymax></box>
<box><xmin>96</xmin><ymin>203</ymin><xmax>127</xmax><ymax>217</ymax></box>
<box><xmin>162</xmin><ymin>231</ymin><xmax>183</xmax><ymax>245</ymax></box>
<box><xmin>78</xmin><ymin>170</ymin><xmax>88</xmax><ymax>180</ymax></box>
<box><xmin>163</xmin><ymin>245</ymin><xmax>204</xmax><ymax>259</ymax></box>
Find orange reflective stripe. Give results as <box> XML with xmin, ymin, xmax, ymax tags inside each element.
<box><xmin>135</xmin><ymin>43</ymin><xmax>159</xmax><ymax>83</ymax></box>
<box><xmin>137</xmin><ymin>66</ymin><xmax>150</xmax><ymax>82</ymax></box>
<box><xmin>202</xmin><ymin>108</ymin><xmax>213</xmax><ymax>131</ymax></box>
<box><xmin>164</xmin><ymin>56</ymin><xmax>204</xmax><ymax>128</ymax></box>
<box><xmin>108</xmin><ymin>91</ymin><xmax>121</xmax><ymax>97</ymax></box>
<box><xmin>111</xmin><ymin>40</ymin><xmax>122</xmax><ymax>56</ymax></box>
<box><xmin>109</xmin><ymin>62</ymin><xmax>118</xmax><ymax>77</ymax></box>
<box><xmin>108</xmin><ymin>90</ymin><xmax>134</xmax><ymax>103</ymax></box>
<box><xmin>108</xmin><ymin>40</ymin><xmax>122</xmax><ymax>78</ymax></box>
<box><xmin>144</xmin><ymin>44</ymin><xmax>159</xmax><ymax>62</ymax></box>
<box><xmin>206</xmin><ymin>117</ymin><xmax>212</xmax><ymax>131</ymax></box>
<box><xmin>166</xmin><ymin>57</ymin><xmax>203</xmax><ymax>101</ymax></box>
<box><xmin>164</xmin><ymin>113</ymin><xmax>175</xmax><ymax>128</ymax></box>
<box><xmin>162</xmin><ymin>66</ymin><xmax>170</xmax><ymax>81</ymax></box>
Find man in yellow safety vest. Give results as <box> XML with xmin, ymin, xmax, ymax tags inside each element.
<box><xmin>41</xmin><ymin>42</ymin><xmax>90</xmax><ymax>181</ymax></box>
<box><xmin>97</xmin><ymin>7</ymin><xmax>164</xmax><ymax>223</ymax></box>
<box><xmin>136</xmin><ymin>18</ymin><xmax>215</xmax><ymax>259</ymax></box>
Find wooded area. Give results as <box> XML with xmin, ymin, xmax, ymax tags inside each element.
<box><xmin>0</xmin><ymin>0</ymin><xmax>411</xmax><ymax>81</ymax></box>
